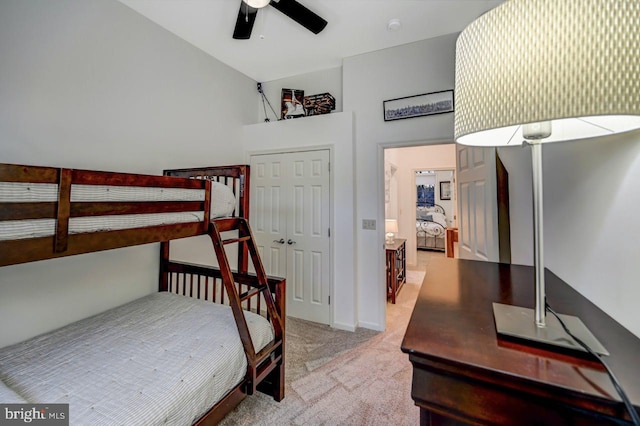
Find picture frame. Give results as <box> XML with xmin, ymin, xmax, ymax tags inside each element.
<box><xmin>281</xmin><ymin>88</ymin><xmax>305</xmax><ymax>120</ymax></box>
<box><xmin>383</xmin><ymin>90</ymin><xmax>454</xmax><ymax>122</ymax></box>
<box><xmin>303</xmin><ymin>93</ymin><xmax>336</xmax><ymax>116</ymax></box>
<box><xmin>440</xmin><ymin>181</ymin><xmax>452</xmax><ymax>200</ymax></box>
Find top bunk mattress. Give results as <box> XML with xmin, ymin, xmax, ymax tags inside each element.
<box><xmin>0</xmin><ymin>292</ymin><xmax>274</xmax><ymax>425</ymax></box>
<box><xmin>0</xmin><ymin>181</ymin><xmax>237</xmax><ymax>241</ymax></box>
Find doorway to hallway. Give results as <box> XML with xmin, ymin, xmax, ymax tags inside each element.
<box><xmin>383</xmin><ymin>144</ymin><xmax>457</xmax><ymax>274</ymax></box>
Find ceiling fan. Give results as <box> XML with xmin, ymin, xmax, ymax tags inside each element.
<box><xmin>233</xmin><ymin>0</ymin><xmax>328</xmax><ymax>40</ymax></box>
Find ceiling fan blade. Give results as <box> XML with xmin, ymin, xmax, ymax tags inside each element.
<box><xmin>233</xmin><ymin>1</ymin><xmax>258</xmax><ymax>40</ymax></box>
<box><xmin>269</xmin><ymin>0</ymin><xmax>327</xmax><ymax>34</ymax></box>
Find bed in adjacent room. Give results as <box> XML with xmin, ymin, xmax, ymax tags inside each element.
<box><xmin>416</xmin><ymin>205</ymin><xmax>447</xmax><ymax>252</ymax></box>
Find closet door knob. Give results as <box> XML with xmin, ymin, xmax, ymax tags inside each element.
<box><xmin>287</xmin><ymin>239</ymin><xmax>296</xmax><ymax>245</ymax></box>
<box><xmin>273</xmin><ymin>239</ymin><xmax>285</xmax><ymax>244</ymax></box>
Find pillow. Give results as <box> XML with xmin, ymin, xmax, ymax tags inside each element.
<box><xmin>429</xmin><ymin>212</ymin><xmax>447</xmax><ymax>228</ymax></box>
<box><xmin>0</xmin><ymin>380</ymin><xmax>27</xmax><ymax>403</ymax></box>
<box><xmin>210</xmin><ymin>181</ymin><xmax>237</xmax><ymax>218</ymax></box>
<box><xmin>416</xmin><ymin>207</ymin><xmax>431</xmax><ymax>220</ymax></box>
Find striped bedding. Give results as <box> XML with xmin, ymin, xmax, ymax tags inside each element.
<box><xmin>0</xmin><ymin>181</ymin><xmax>237</xmax><ymax>241</ymax></box>
<box><xmin>0</xmin><ymin>213</ymin><xmax>204</xmax><ymax>241</ymax></box>
<box><xmin>0</xmin><ymin>292</ymin><xmax>274</xmax><ymax>425</ymax></box>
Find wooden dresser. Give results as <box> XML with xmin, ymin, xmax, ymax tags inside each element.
<box><xmin>385</xmin><ymin>238</ymin><xmax>406</xmax><ymax>304</ymax></box>
<box><xmin>401</xmin><ymin>258</ymin><xmax>640</xmax><ymax>425</ymax></box>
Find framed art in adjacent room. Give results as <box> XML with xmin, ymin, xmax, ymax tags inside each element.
<box><xmin>440</xmin><ymin>181</ymin><xmax>452</xmax><ymax>200</ymax></box>
<box><xmin>383</xmin><ymin>90</ymin><xmax>454</xmax><ymax>121</ymax></box>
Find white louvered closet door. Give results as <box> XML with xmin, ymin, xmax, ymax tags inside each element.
<box><xmin>250</xmin><ymin>150</ymin><xmax>331</xmax><ymax>325</ymax></box>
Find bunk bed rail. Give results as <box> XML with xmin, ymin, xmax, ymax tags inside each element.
<box><xmin>162</xmin><ymin>260</ymin><xmax>285</xmax><ymax>321</ymax></box>
<box><xmin>163</xmin><ymin>165</ymin><xmax>250</xmax><ymax>273</ymax></box>
<box><xmin>164</xmin><ymin>165</ymin><xmax>249</xmax><ymax>219</ymax></box>
<box><xmin>0</xmin><ymin>163</ymin><xmax>212</xmax><ymax>267</ymax></box>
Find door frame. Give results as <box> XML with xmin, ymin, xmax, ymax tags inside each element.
<box><xmin>377</xmin><ymin>138</ymin><xmax>454</xmax><ymax>330</ymax></box>
<box><xmin>246</xmin><ymin>145</ymin><xmax>334</xmax><ymax>327</ymax></box>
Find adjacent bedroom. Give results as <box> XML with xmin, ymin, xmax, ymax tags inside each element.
<box><xmin>384</xmin><ymin>144</ymin><xmax>457</xmax><ymax>304</ymax></box>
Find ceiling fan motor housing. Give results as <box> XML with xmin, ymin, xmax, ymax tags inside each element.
<box><xmin>233</xmin><ymin>0</ymin><xmax>327</xmax><ymax>40</ymax></box>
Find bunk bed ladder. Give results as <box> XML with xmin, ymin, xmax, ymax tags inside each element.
<box><xmin>208</xmin><ymin>217</ymin><xmax>285</xmax><ymax>400</ymax></box>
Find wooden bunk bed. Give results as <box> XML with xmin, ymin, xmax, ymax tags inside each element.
<box><xmin>0</xmin><ymin>163</ymin><xmax>284</xmax><ymax>425</ymax></box>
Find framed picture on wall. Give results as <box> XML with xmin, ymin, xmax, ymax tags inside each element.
<box><xmin>440</xmin><ymin>181</ymin><xmax>452</xmax><ymax>200</ymax></box>
<box><xmin>383</xmin><ymin>90</ymin><xmax>454</xmax><ymax>121</ymax></box>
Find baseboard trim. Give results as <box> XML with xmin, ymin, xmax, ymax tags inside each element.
<box><xmin>357</xmin><ymin>321</ymin><xmax>384</xmax><ymax>332</ymax></box>
<box><xmin>332</xmin><ymin>321</ymin><xmax>356</xmax><ymax>332</ymax></box>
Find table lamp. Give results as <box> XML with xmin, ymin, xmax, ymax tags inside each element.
<box><xmin>385</xmin><ymin>219</ymin><xmax>398</xmax><ymax>244</ymax></box>
<box><xmin>455</xmin><ymin>0</ymin><xmax>640</xmax><ymax>354</ymax></box>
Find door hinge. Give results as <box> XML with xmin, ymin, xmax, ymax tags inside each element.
<box><xmin>328</xmin><ymin>162</ymin><xmax>331</xmax><ymax>172</ymax></box>
<box><xmin>328</xmin><ymin>295</ymin><xmax>331</xmax><ymax>305</ymax></box>
<box><xmin>328</xmin><ymin>228</ymin><xmax>331</xmax><ymax>237</ymax></box>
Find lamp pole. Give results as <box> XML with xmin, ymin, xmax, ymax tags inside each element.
<box><xmin>530</xmin><ymin>141</ymin><xmax>546</xmax><ymax>328</ymax></box>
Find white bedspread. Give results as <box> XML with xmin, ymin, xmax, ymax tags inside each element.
<box><xmin>0</xmin><ymin>293</ymin><xmax>274</xmax><ymax>425</ymax></box>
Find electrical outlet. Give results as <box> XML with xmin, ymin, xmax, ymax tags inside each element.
<box><xmin>362</xmin><ymin>219</ymin><xmax>376</xmax><ymax>230</ymax></box>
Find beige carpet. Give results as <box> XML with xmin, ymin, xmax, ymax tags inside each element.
<box><xmin>220</xmin><ymin>270</ymin><xmax>425</xmax><ymax>425</ymax></box>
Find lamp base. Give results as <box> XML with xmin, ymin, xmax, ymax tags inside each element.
<box><xmin>385</xmin><ymin>233</ymin><xmax>395</xmax><ymax>244</ymax></box>
<box><xmin>493</xmin><ymin>303</ymin><xmax>609</xmax><ymax>356</ymax></box>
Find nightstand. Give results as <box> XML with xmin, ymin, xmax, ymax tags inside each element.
<box><xmin>385</xmin><ymin>238</ymin><xmax>406</xmax><ymax>304</ymax></box>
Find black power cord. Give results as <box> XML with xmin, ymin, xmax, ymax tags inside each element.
<box><xmin>257</xmin><ymin>82</ymin><xmax>279</xmax><ymax>122</ymax></box>
<box><xmin>545</xmin><ymin>302</ymin><xmax>640</xmax><ymax>425</ymax></box>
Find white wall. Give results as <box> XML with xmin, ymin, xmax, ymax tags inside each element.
<box><xmin>500</xmin><ymin>134</ymin><xmax>640</xmax><ymax>339</ymax></box>
<box><xmin>434</xmin><ymin>170</ymin><xmax>455</xmax><ymax>223</ymax></box>
<box><xmin>242</xmin><ymin>112</ymin><xmax>356</xmax><ymax>331</ymax></box>
<box><xmin>386</xmin><ymin>145</ymin><xmax>456</xmax><ymax>266</ymax></box>
<box><xmin>344</xmin><ymin>34</ymin><xmax>458</xmax><ymax>330</ymax></box>
<box><xmin>546</xmin><ymin>134</ymin><xmax>640</xmax><ymax>339</ymax></box>
<box><xmin>384</xmin><ymin>159</ymin><xmax>399</xmax><ymax>219</ymax></box>
<box><xmin>0</xmin><ymin>0</ymin><xmax>256</xmax><ymax>347</ymax></box>
<box><xmin>415</xmin><ymin>174</ymin><xmax>435</xmax><ymax>187</ymax></box>
<box><xmin>257</xmin><ymin>67</ymin><xmax>342</xmax><ymax>123</ymax></box>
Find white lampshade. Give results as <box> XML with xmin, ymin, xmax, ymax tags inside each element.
<box><xmin>243</xmin><ymin>0</ymin><xmax>270</xmax><ymax>8</ymax></box>
<box><xmin>451</xmin><ymin>0</ymin><xmax>639</xmax><ymax>355</ymax></box>
<box><xmin>454</xmin><ymin>0</ymin><xmax>640</xmax><ymax>146</ymax></box>
<box><xmin>385</xmin><ymin>219</ymin><xmax>398</xmax><ymax>233</ymax></box>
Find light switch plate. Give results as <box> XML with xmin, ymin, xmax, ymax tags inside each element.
<box><xmin>362</xmin><ymin>219</ymin><xmax>376</xmax><ymax>230</ymax></box>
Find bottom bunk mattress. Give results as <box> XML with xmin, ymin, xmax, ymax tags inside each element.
<box><xmin>0</xmin><ymin>292</ymin><xmax>274</xmax><ymax>425</ymax></box>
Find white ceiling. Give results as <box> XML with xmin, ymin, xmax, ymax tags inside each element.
<box><xmin>119</xmin><ymin>0</ymin><xmax>504</xmax><ymax>82</ymax></box>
